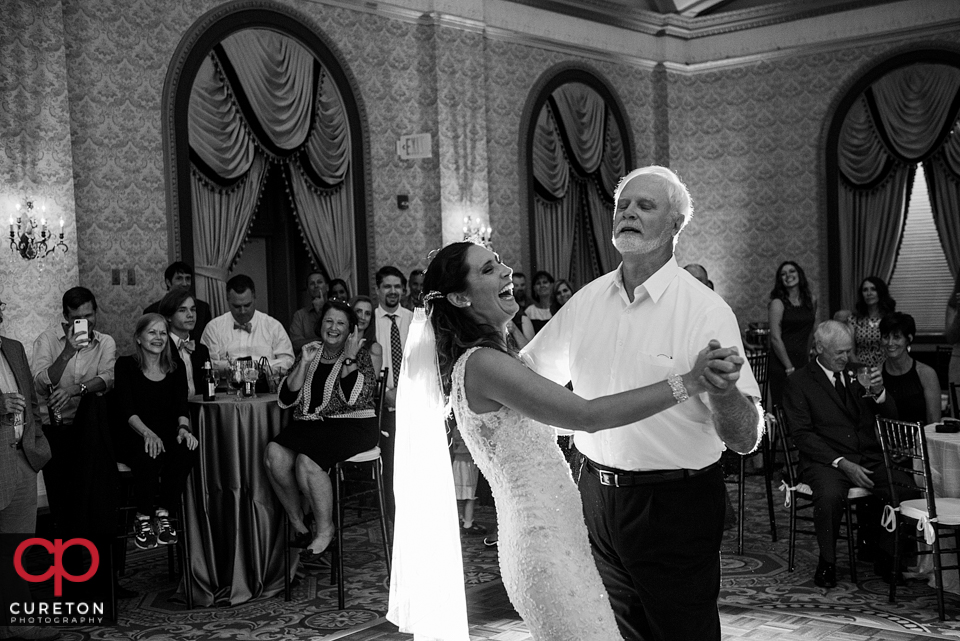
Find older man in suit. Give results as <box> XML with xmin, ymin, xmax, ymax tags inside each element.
<box><xmin>783</xmin><ymin>319</ymin><xmax>903</xmax><ymax>588</ymax></box>
<box><xmin>0</xmin><ymin>301</ymin><xmax>58</xmax><ymax>641</ymax></box>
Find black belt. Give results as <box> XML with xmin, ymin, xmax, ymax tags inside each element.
<box><xmin>583</xmin><ymin>458</ymin><xmax>720</xmax><ymax>487</ymax></box>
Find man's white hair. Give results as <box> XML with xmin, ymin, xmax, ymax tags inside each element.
<box><xmin>814</xmin><ymin>320</ymin><xmax>854</xmax><ymax>349</ymax></box>
<box><xmin>613</xmin><ymin>165</ymin><xmax>694</xmax><ymax>236</ymax></box>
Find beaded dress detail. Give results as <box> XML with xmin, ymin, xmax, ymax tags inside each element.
<box><xmin>450</xmin><ymin>348</ymin><xmax>621</xmax><ymax>641</ymax></box>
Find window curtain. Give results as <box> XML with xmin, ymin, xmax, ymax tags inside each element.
<box><xmin>836</xmin><ymin>63</ymin><xmax>960</xmax><ymax>310</ymax></box>
<box><xmin>188</xmin><ymin>29</ymin><xmax>356</xmax><ymax>313</ymax></box>
<box><xmin>531</xmin><ymin>82</ymin><xmax>626</xmax><ymax>285</ymax></box>
<box><xmin>926</xmin><ymin>127</ymin><xmax>960</xmax><ymax>277</ymax></box>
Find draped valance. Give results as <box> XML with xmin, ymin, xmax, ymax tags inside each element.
<box><xmin>531</xmin><ymin>81</ymin><xmax>627</xmax><ymax>285</ymax></box>
<box><xmin>188</xmin><ymin>28</ymin><xmax>356</xmax><ymax>311</ymax></box>
<box><xmin>835</xmin><ymin>62</ymin><xmax>960</xmax><ymax>309</ymax></box>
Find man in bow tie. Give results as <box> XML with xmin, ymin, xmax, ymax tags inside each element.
<box><xmin>144</xmin><ymin>261</ymin><xmax>212</xmax><ymax>341</ymax></box>
<box><xmin>783</xmin><ymin>320</ymin><xmax>908</xmax><ymax>588</ymax></box>
<box><xmin>200</xmin><ymin>275</ymin><xmax>294</xmax><ymax>374</ymax></box>
<box><xmin>160</xmin><ymin>289</ymin><xmax>211</xmax><ymax>397</ymax></box>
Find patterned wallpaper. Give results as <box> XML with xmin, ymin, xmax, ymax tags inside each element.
<box><xmin>4</xmin><ymin>0</ymin><xmax>954</xmax><ymax>354</ymax></box>
<box><xmin>669</xmin><ymin>35</ymin><xmax>960</xmax><ymax>329</ymax></box>
<box><xmin>0</xmin><ymin>0</ymin><xmax>80</xmax><ymax>355</ymax></box>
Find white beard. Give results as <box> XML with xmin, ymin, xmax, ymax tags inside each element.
<box><xmin>612</xmin><ymin>228</ymin><xmax>674</xmax><ymax>255</ymax></box>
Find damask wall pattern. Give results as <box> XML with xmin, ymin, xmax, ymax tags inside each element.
<box><xmin>0</xmin><ymin>0</ymin><xmax>80</xmax><ymax>352</ymax></box>
<box><xmin>668</xmin><ymin>34</ymin><xmax>960</xmax><ymax>329</ymax></box>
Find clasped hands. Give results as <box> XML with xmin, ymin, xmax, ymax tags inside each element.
<box><xmin>685</xmin><ymin>339</ymin><xmax>744</xmax><ymax>397</ymax></box>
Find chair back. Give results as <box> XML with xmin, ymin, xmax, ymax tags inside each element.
<box><xmin>772</xmin><ymin>405</ymin><xmax>801</xmax><ymax>490</ymax></box>
<box><xmin>376</xmin><ymin>367</ymin><xmax>389</xmax><ymax>433</ymax></box>
<box><xmin>951</xmin><ymin>382</ymin><xmax>960</xmax><ymax>420</ymax></box>
<box><xmin>747</xmin><ymin>349</ymin><xmax>770</xmax><ymax>408</ymax></box>
<box><xmin>874</xmin><ymin>417</ymin><xmax>936</xmax><ymax>517</ymax></box>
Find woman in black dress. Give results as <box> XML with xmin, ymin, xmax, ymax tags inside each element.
<box><xmin>114</xmin><ymin>313</ymin><xmax>199</xmax><ymax>550</ymax></box>
<box><xmin>264</xmin><ymin>300</ymin><xmax>379</xmax><ymax>554</ymax></box>
<box><xmin>880</xmin><ymin>312</ymin><xmax>941</xmax><ymax>425</ymax></box>
<box><xmin>767</xmin><ymin>261</ymin><xmax>817</xmax><ymax>406</ymax></box>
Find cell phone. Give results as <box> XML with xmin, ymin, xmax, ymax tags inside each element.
<box><xmin>73</xmin><ymin>318</ymin><xmax>89</xmax><ymax>344</ymax></box>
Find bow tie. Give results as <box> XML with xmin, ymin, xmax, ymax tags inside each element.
<box><xmin>179</xmin><ymin>339</ymin><xmax>196</xmax><ymax>354</ymax></box>
<box><xmin>234</xmin><ymin>322</ymin><xmax>252</xmax><ymax>334</ymax></box>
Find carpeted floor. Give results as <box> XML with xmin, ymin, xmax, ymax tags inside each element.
<box><xmin>38</xmin><ymin>473</ymin><xmax>960</xmax><ymax>640</ymax></box>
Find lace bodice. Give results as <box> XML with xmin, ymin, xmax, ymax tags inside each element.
<box><xmin>450</xmin><ymin>348</ymin><xmax>621</xmax><ymax>641</ymax></box>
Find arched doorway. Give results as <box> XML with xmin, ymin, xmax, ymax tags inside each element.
<box><xmin>520</xmin><ymin>64</ymin><xmax>634</xmax><ymax>289</ymax></box>
<box><xmin>162</xmin><ymin>1</ymin><xmax>371</xmax><ymax>323</ymax></box>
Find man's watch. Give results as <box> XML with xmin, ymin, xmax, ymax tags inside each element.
<box><xmin>78</xmin><ymin>383</ymin><xmax>88</xmax><ymax>396</ymax></box>
<box><xmin>343</xmin><ymin>357</ymin><xmax>357</xmax><ymax>366</ymax></box>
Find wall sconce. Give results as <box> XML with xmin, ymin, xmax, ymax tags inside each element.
<box><xmin>463</xmin><ymin>215</ymin><xmax>492</xmax><ymax>248</ymax></box>
<box><xmin>8</xmin><ymin>199</ymin><xmax>68</xmax><ymax>261</ymax></box>
<box><xmin>397</xmin><ymin>194</ymin><xmax>409</xmax><ymax>210</ymax></box>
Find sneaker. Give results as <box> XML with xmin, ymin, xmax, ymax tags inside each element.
<box><xmin>155</xmin><ymin>509</ymin><xmax>178</xmax><ymax>546</ymax></box>
<box><xmin>134</xmin><ymin>515</ymin><xmax>157</xmax><ymax>550</ymax></box>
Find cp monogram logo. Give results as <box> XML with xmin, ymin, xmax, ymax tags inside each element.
<box><xmin>13</xmin><ymin>538</ymin><xmax>99</xmax><ymax>596</ymax></box>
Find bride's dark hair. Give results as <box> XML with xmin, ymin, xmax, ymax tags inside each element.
<box><xmin>423</xmin><ymin>242</ymin><xmax>511</xmax><ymax>396</ymax></box>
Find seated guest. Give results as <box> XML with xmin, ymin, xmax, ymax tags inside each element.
<box><xmin>552</xmin><ymin>279</ymin><xmax>575</xmax><ymax>309</ymax></box>
<box><xmin>114</xmin><ymin>314</ymin><xmax>199</xmax><ymax>550</ymax></box>
<box><xmin>264</xmin><ymin>300</ymin><xmax>378</xmax><ymax>554</ymax></box>
<box><xmin>401</xmin><ymin>268</ymin><xmax>424</xmax><ymax>311</ymax></box>
<box><xmin>350</xmin><ymin>295</ymin><xmax>383</xmax><ymax>374</ymax></box>
<box><xmin>201</xmin><ymin>274</ymin><xmax>294</xmax><ymax>373</ymax></box>
<box><xmin>329</xmin><ymin>278</ymin><xmax>350</xmax><ymax>302</ymax></box>
<box><xmin>880</xmin><ymin>312</ymin><xmax>941</xmax><ymax>425</ymax></box>
<box><xmin>289</xmin><ymin>272</ymin><xmax>328</xmax><ymax>352</ymax></box>
<box><xmin>525</xmin><ymin>270</ymin><xmax>555</xmax><ymax>336</ymax></box>
<box><xmin>783</xmin><ymin>320</ymin><xmax>908</xmax><ymax>588</ymax></box>
<box><xmin>31</xmin><ymin>287</ymin><xmax>116</xmax><ymax>528</ymax></box>
<box><xmin>159</xmin><ymin>289</ymin><xmax>211</xmax><ymax>397</ymax></box>
<box><xmin>683</xmin><ymin>263</ymin><xmax>715</xmax><ymax>290</ymax></box>
<box><xmin>144</xmin><ymin>261</ymin><xmax>212</xmax><ymax>340</ymax></box>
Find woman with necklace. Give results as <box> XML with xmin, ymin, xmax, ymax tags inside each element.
<box><xmin>880</xmin><ymin>312</ymin><xmax>941</xmax><ymax>425</ymax></box>
<box><xmin>834</xmin><ymin>276</ymin><xmax>896</xmax><ymax>367</ymax></box>
<box><xmin>114</xmin><ymin>314</ymin><xmax>199</xmax><ymax>550</ymax></box>
<box><xmin>264</xmin><ymin>300</ymin><xmax>377</xmax><ymax>555</ymax></box>
<box><xmin>767</xmin><ymin>261</ymin><xmax>817</xmax><ymax>406</ymax></box>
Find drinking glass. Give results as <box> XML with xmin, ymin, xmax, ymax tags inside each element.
<box><xmin>229</xmin><ymin>362</ymin><xmax>245</xmax><ymax>399</ymax></box>
<box><xmin>243</xmin><ymin>366</ymin><xmax>259</xmax><ymax>398</ymax></box>
<box><xmin>856</xmin><ymin>366</ymin><xmax>873</xmax><ymax>397</ymax></box>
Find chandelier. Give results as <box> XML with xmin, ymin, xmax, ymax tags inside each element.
<box><xmin>8</xmin><ymin>200</ymin><xmax>68</xmax><ymax>261</ymax></box>
<box><xmin>462</xmin><ymin>215</ymin><xmax>492</xmax><ymax>248</ymax></box>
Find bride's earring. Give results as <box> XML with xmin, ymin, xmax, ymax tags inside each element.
<box><xmin>446</xmin><ymin>293</ymin><xmax>472</xmax><ymax>308</ymax></box>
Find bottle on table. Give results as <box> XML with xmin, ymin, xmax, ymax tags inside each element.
<box><xmin>48</xmin><ymin>384</ymin><xmax>63</xmax><ymax>427</ymax></box>
<box><xmin>203</xmin><ymin>360</ymin><xmax>217</xmax><ymax>402</ymax></box>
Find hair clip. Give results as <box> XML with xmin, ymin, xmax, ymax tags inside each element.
<box><xmin>426</xmin><ymin>248</ymin><xmax>440</xmax><ymax>263</ymax></box>
<box><xmin>423</xmin><ymin>290</ymin><xmax>444</xmax><ymax>303</ymax></box>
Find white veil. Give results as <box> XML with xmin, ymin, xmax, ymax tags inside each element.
<box><xmin>387</xmin><ymin>308</ymin><xmax>469</xmax><ymax>640</ymax></box>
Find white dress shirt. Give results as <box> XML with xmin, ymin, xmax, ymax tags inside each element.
<box><xmin>200</xmin><ymin>310</ymin><xmax>295</xmax><ymax>373</ymax></box>
<box><xmin>32</xmin><ymin>324</ymin><xmax>117</xmax><ymax>425</ymax></box>
<box><xmin>375</xmin><ymin>304</ymin><xmax>413</xmax><ymax>389</ymax></box>
<box><xmin>522</xmin><ymin>257</ymin><xmax>761</xmax><ymax>471</ymax></box>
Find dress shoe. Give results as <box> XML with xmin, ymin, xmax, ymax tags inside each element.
<box><xmin>813</xmin><ymin>558</ymin><xmax>837</xmax><ymax>588</ymax></box>
<box><xmin>6</xmin><ymin>626</ymin><xmax>61</xmax><ymax>640</ymax></box>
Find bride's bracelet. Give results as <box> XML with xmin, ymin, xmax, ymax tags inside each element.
<box><xmin>668</xmin><ymin>374</ymin><xmax>689</xmax><ymax>404</ymax></box>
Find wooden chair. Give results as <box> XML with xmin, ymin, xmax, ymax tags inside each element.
<box><xmin>726</xmin><ymin>349</ymin><xmax>777</xmax><ymax>554</ymax></box>
<box><xmin>874</xmin><ymin>417</ymin><xmax>960</xmax><ymax>621</ymax></box>
<box><xmin>774</xmin><ymin>406</ymin><xmax>870</xmax><ymax>582</ymax></box>
<box><xmin>284</xmin><ymin>368</ymin><xmax>392</xmax><ymax>609</ymax></box>
<box><xmin>950</xmin><ymin>382</ymin><xmax>959</xmax><ymax>420</ymax></box>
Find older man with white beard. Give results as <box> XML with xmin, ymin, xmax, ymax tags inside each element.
<box><xmin>522</xmin><ymin>165</ymin><xmax>762</xmax><ymax>641</ymax></box>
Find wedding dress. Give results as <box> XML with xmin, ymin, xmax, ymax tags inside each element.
<box><xmin>449</xmin><ymin>347</ymin><xmax>622</xmax><ymax>641</ymax></box>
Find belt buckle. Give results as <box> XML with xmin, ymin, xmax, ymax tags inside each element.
<box><xmin>598</xmin><ymin>469</ymin><xmax>619</xmax><ymax>487</ymax></box>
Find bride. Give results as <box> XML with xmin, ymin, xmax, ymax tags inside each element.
<box><xmin>387</xmin><ymin>241</ymin><xmax>743</xmax><ymax>640</ymax></box>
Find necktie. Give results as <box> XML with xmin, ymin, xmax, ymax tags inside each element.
<box><xmin>833</xmin><ymin>371</ymin><xmax>847</xmax><ymax>402</ymax></box>
<box><xmin>389</xmin><ymin>314</ymin><xmax>402</xmax><ymax>387</ymax></box>
<box><xmin>234</xmin><ymin>322</ymin><xmax>252</xmax><ymax>334</ymax></box>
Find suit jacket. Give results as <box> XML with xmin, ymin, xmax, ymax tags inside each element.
<box><xmin>170</xmin><ymin>339</ymin><xmax>211</xmax><ymax>395</ymax></box>
<box><xmin>783</xmin><ymin>359</ymin><xmax>897</xmax><ymax>470</ymax></box>
<box><xmin>144</xmin><ymin>296</ymin><xmax>212</xmax><ymax>342</ymax></box>
<box><xmin>0</xmin><ymin>336</ymin><xmax>52</xmax><ymax>510</ymax></box>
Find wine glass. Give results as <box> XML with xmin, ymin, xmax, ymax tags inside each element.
<box><xmin>243</xmin><ymin>366</ymin><xmax>259</xmax><ymax>398</ymax></box>
<box><xmin>856</xmin><ymin>366</ymin><xmax>873</xmax><ymax>397</ymax></box>
<box><xmin>229</xmin><ymin>362</ymin><xmax>245</xmax><ymax>399</ymax></box>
